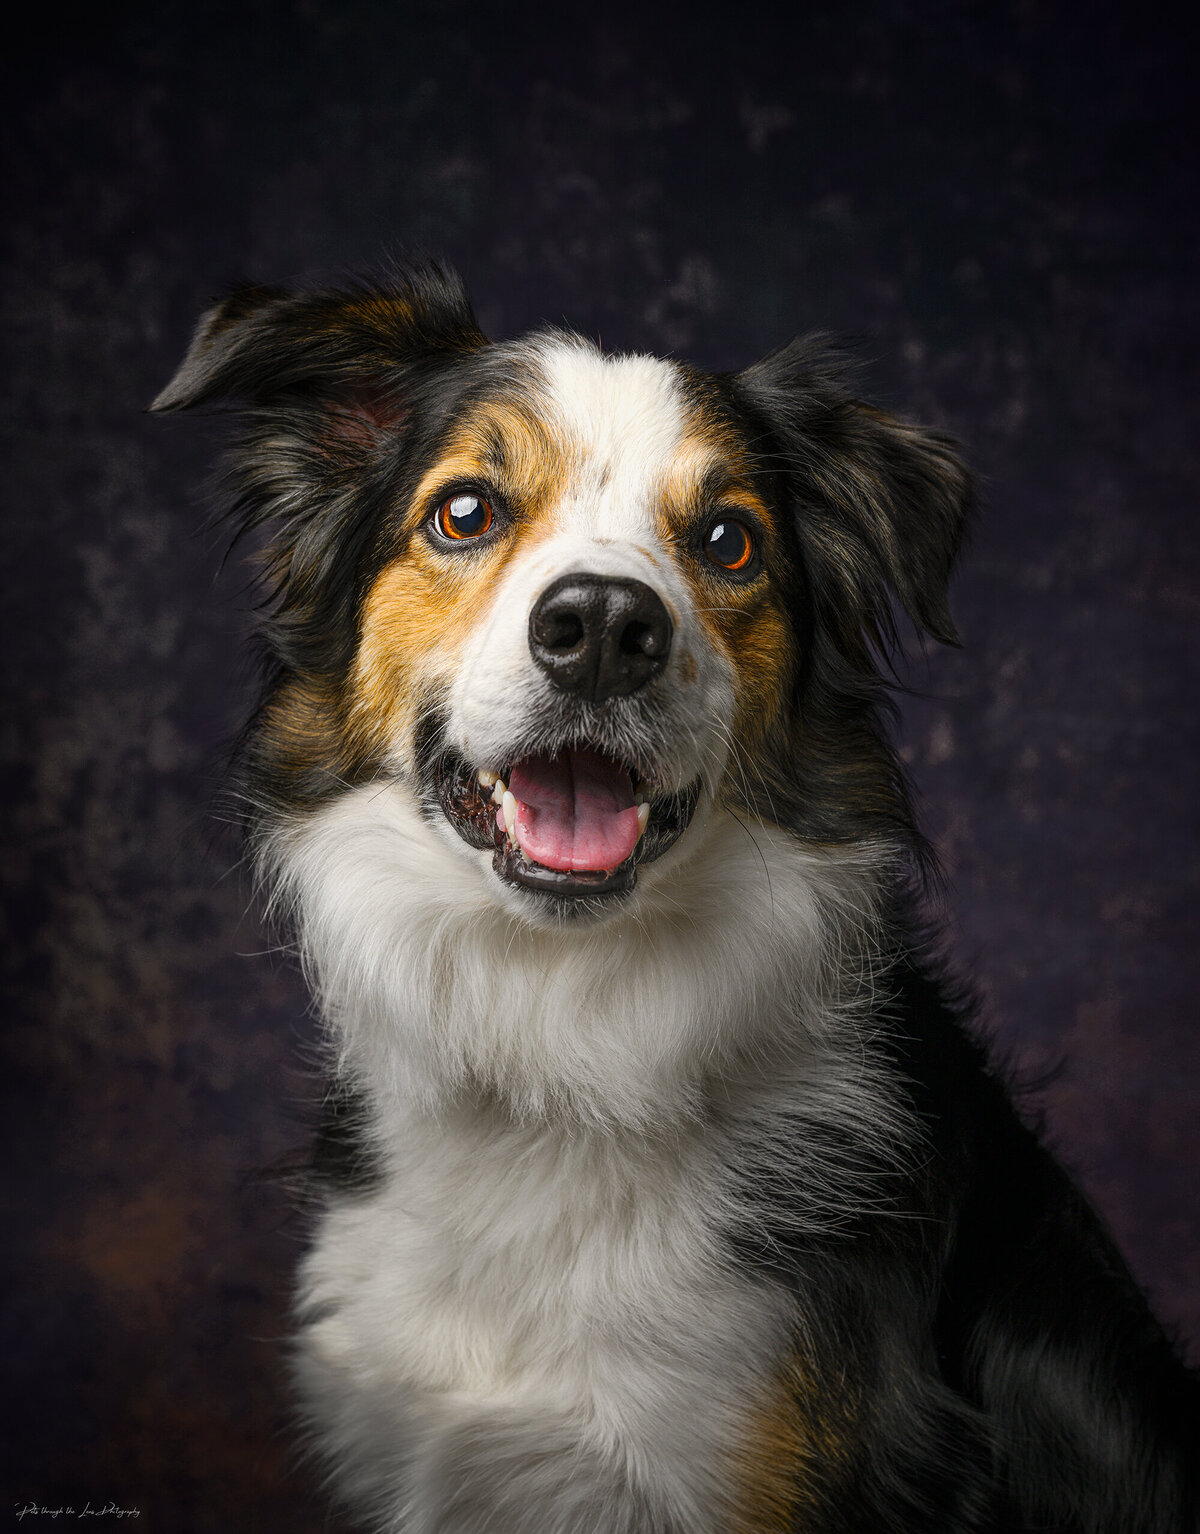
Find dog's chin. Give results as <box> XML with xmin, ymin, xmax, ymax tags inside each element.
<box><xmin>431</xmin><ymin>749</ymin><xmax>701</xmax><ymax>920</ymax></box>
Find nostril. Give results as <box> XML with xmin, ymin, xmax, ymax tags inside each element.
<box><xmin>620</xmin><ymin>620</ymin><xmax>655</xmax><ymax>657</ymax></box>
<box><xmin>537</xmin><ymin>610</ymin><xmax>585</xmax><ymax>652</ymax></box>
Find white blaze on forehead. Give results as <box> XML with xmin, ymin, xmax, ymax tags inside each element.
<box><xmin>446</xmin><ymin>332</ymin><xmax>737</xmax><ymax>790</ymax></box>
<box><xmin>531</xmin><ymin>335</ymin><xmax>688</xmax><ymax>541</ymax></box>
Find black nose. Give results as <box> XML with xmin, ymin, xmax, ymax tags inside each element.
<box><xmin>528</xmin><ymin>574</ymin><xmax>673</xmax><ymax>702</ymax></box>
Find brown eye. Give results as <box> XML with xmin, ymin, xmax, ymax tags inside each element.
<box><xmin>436</xmin><ymin>493</ymin><xmax>494</xmax><ymax>540</ymax></box>
<box><xmin>704</xmin><ymin>519</ymin><xmax>754</xmax><ymax>572</ymax></box>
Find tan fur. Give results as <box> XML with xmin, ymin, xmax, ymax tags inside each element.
<box><xmin>729</xmin><ymin>1359</ymin><xmax>849</xmax><ymax>1533</ymax></box>
<box><xmin>262</xmin><ymin>676</ymin><xmax>349</xmax><ymax>769</ymax></box>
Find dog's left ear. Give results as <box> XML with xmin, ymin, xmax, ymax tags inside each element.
<box><xmin>736</xmin><ymin>339</ymin><xmax>973</xmax><ymax>657</ymax></box>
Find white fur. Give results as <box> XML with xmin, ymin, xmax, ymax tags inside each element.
<box><xmin>294</xmin><ymin>1100</ymin><xmax>792</xmax><ymax>1532</ymax></box>
<box><xmin>529</xmin><ymin>337</ymin><xmax>691</xmax><ymax>544</ymax></box>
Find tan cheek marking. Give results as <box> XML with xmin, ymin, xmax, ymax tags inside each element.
<box><xmin>351</xmin><ymin>539</ymin><xmax>508</xmax><ymax>766</ymax></box>
<box><xmin>684</xmin><ymin>574</ymin><xmax>797</xmax><ymax>787</ymax></box>
<box><xmin>723</xmin><ymin>599</ymin><xmax>796</xmax><ymax>745</ymax></box>
<box><xmin>257</xmin><ymin>677</ymin><xmax>353</xmax><ymax>792</ymax></box>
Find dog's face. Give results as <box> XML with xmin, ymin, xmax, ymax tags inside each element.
<box><xmin>355</xmin><ymin>335</ymin><xmax>798</xmax><ymax>916</ymax></box>
<box><xmin>155</xmin><ymin>268</ymin><xmax>970</xmax><ymax>925</ymax></box>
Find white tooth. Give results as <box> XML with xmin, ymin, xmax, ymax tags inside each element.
<box><xmin>503</xmin><ymin>791</ymin><xmax>517</xmax><ymax>840</ymax></box>
<box><xmin>636</xmin><ymin>802</ymin><xmax>650</xmax><ymax>839</ymax></box>
<box><xmin>491</xmin><ymin>778</ymin><xmax>506</xmax><ymax>805</ymax></box>
<box><xmin>478</xmin><ymin>768</ymin><xmax>498</xmax><ymax>789</ymax></box>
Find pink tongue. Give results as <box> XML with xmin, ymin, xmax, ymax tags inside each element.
<box><xmin>508</xmin><ymin>749</ymin><xmax>638</xmax><ymax>873</ymax></box>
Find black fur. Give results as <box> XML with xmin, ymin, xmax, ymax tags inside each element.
<box><xmin>727</xmin><ymin>937</ymin><xmax>1199</xmax><ymax>1530</ymax></box>
<box><xmin>311</xmin><ymin>1079</ymin><xmax>382</xmax><ymax>1195</ymax></box>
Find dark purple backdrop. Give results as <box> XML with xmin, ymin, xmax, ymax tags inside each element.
<box><xmin>3</xmin><ymin>3</ymin><xmax>1197</xmax><ymax>1528</ymax></box>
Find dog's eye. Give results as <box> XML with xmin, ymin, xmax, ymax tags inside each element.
<box><xmin>436</xmin><ymin>494</ymin><xmax>494</xmax><ymax>541</ymax></box>
<box><xmin>704</xmin><ymin>519</ymin><xmax>754</xmax><ymax>572</ymax></box>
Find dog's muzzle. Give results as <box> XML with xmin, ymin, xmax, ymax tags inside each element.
<box><xmin>429</xmin><ymin>574</ymin><xmax>699</xmax><ymax>906</ymax></box>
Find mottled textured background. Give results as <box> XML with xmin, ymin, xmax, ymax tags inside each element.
<box><xmin>3</xmin><ymin>2</ymin><xmax>1197</xmax><ymax>1528</ymax></box>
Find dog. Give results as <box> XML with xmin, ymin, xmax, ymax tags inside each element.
<box><xmin>154</xmin><ymin>265</ymin><xmax>1198</xmax><ymax>1533</ymax></box>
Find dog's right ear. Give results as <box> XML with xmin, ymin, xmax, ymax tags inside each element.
<box><xmin>150</xmin><ymin>264</ymin><xmax>488</xmax><ymax>420</ymax></box>
<box><xmin>151</xmin><ymin>266</ymin><xmax>490</xmax><ymax>676</ymax></box>
<box><xmin>150</xmin><ymin>283</ymin><xmax>294</xmax><ymax>412</ymax></box>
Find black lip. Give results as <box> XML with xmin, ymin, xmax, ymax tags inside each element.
<box><xmin>431</xmin><ymin>749</ymin><xmax>700</xmax><ymax>902</ymax></box>
<box><xmin>494</xmin><ymin>839</ymin><xmax>637</xmax><ymax>899</ymax></box>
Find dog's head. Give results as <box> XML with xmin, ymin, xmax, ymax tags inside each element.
<box><xmin>155</xmin><ymin>265</ymin><xmax>970</xmax><ymax>925</ymax></box>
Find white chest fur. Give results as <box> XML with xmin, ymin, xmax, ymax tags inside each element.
<box><xmin>269</xmin><ymin>783</ymin><xmax>896</xmax><ymax>1531</ymax></box>
<box><xmin>295</xmin><ymin>1109</ymin><xmax>793</xmax><ymax>1532</ymax></box>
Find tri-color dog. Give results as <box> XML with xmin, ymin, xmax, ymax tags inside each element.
<box><xmin>155</xmin><ymin>266</ymin><xmax>1198</xmax><ymax>1532</ymax></box>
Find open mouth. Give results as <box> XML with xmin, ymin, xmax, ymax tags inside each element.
<box><xmin>433</xmin><ymin>746</ymin><xmax>700</xmax><ymax>900</ymax></box>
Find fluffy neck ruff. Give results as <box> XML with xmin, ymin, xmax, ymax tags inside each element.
<box><xmin>261</xmin><ymin>779</ymin><xmax>901</xmax><ymax>1140</ymax></box>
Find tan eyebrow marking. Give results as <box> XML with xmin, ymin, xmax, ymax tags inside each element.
<box><xmin>404</xmin><ymin>397</ymin><xmax>579</xmax><ymax>533</ymax></box>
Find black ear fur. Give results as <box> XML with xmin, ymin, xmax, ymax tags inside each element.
<box><xmin>151</xmin><ymin>284</ymin><xmax>291</xmax><ymax>412</ymax></box>
<box><xmin>150</xmin><ymin>263</ymin><xmax>487</xmax><ymax>414</ymax></box>
<box><xmin>150</xmin><ymin>265</ymin><xmax>489</xmax><ymax>679</ymax></box>
<box><xmin>736</xmin><ymin>339</ymin><xmax>973</xmax><ymax>660</ymax></box>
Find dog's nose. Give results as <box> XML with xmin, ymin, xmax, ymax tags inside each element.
<box><xmin>528</xmin><ymin>574</ymin><xmax>673</xmax><ymax>702</ymax></box>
